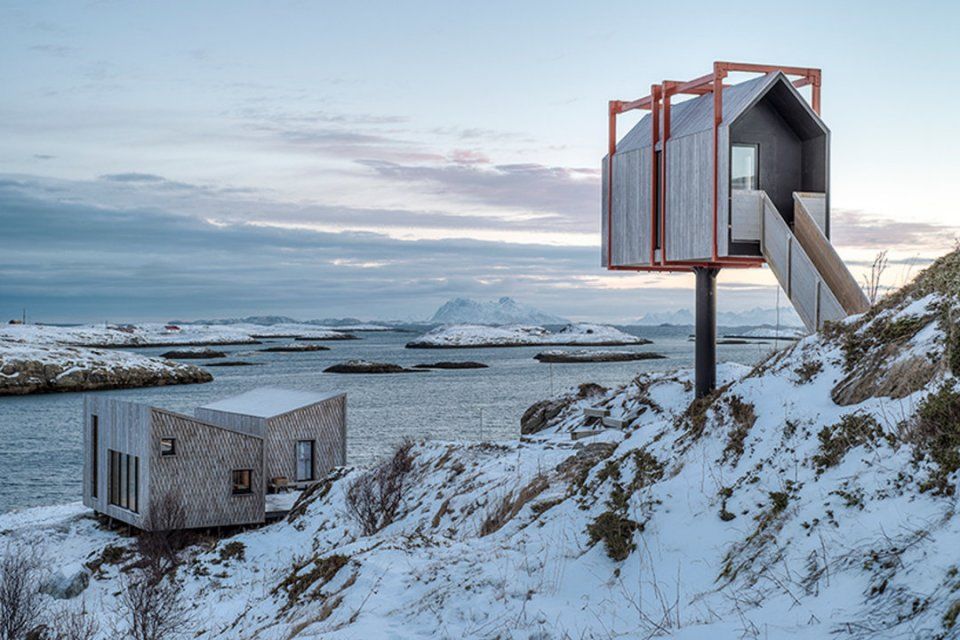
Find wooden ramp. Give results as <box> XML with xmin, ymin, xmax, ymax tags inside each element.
<box><xmin>757</xmin><ymin>192</ymin><xmax>869</xmax><ymax>332</ymax></box>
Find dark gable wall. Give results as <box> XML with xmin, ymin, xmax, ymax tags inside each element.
<box><xmin>731</xmin><ymin>81</ymin><xmax>829</xmax><ymax>230</ymax></box>
<box><xmin>731</xmin><ymin>99</ymin><xmax>802</xmax><ymax>223</ymax></box>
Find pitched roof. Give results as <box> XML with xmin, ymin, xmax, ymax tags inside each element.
<box><xmin>198</xmin><ymin>387</ymin><xmax>338</xmax><ymax>419</ymax></box>
<box><xmin>614</xmin><ymin>71</ymin><xmax>826</xmax><ymax>154</ymax></box>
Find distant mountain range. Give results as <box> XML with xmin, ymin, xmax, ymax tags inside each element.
<box><xmin>428</xmin><ymin>297</ymin><xmax>568</xmax><ymax>325</ymax></box>
<box><xmin>634</xmin><ymin>306</ymin><xmax>804</xmax><ymax>327</ymax></box>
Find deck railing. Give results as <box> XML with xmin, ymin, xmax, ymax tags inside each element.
<box><xmin>759</xmin><ymin>192</ymin><xmax>845</xmax><ymax>331</ymax></box>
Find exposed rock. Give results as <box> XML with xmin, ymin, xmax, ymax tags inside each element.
<box><xmin>294</xmin><ymin>334</ymin><xmax>358</xmax><ymax>341</ymax></box>
<box><xmin>323</xmin><ymin>360</ymin><xmax>419</xmax><ymax>374</ymax></box>
<box><xmin>39</xmin><ymin>568</ymin><xmax>90</xmax><ymax>599</ymax></box>
<box><xmin>555</xmin><ymin>441</ymin><xmax>619</xmax><ymax>483</ymax></box>
<box><xmin>534</xmin><ymin>350</ymin><xmax>665</xmax><ymax>363</ymax></box>
<box><xmin>0</xmin><ymin>342</ymin><xmax>213</xmax><ymax>396</ymax></box>
<box><xmin>259</xmin><ymin>344</ymin><xmax>330</xmax><ymax>353</ymax></box>
<box><xmin>160</xmin><ymin>348</ymin><xmax>227</xmax><ymax>359</ymax></box>
<box><xmin>413</xmin><ymin>361</ymin><xmax>489</xmax><ymax>369</ymax></box>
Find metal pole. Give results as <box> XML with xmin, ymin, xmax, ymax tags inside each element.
<box><xmin>694</xmin><ymin>267</ymin><xmax>718</xmax><ymax>398</ymax></box>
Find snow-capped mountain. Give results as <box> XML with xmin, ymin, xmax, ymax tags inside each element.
<box><xmin>634</xmin><ymin>305</ymin><xmax>804</xmax><ymax>327</ymax></box>
<box><xmin>428</xmin><ymin>297</ymin><xmax>568</xmax><ymax>325</ymax></box>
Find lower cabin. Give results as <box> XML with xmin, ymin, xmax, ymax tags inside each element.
<box><xmin>82</xmin><ymin>387</ymin><xmax>347</xmax><ymax>531</ymax></box>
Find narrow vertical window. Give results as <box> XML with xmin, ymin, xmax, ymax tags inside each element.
<box><xmin>296</xmin><ymin>440</ymin><xmax>315</xmax><ymax>482</ymax></box>
<box><xmin>731</xmin><ymin>144</ymin><xmax>759</xmax><ymax>191</ymax></box>
<box><xmin>90</xmin><ymin>415</ymin><xmax>99</xmax><ymax>498</ymax></box>
<box><xmin>107</xmin><ymin>450</ymin><xmax>139</xmax><ymax>512</ymax></box>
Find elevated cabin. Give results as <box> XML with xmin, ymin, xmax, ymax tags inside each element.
<box><xmin>82</xmin><ymin>387</ymin><xmax>346</xmax><ymax>531</ymax></box>
<box><xmin>602</xmin><ymin>63</ymin><xmax>868</xmax><ymax>334</ymax></box>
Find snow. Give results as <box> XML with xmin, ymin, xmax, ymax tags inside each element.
<box><xmin>199</xmin><ymin>387</ymin><xmax>339</xmax><ymax>418</ymax></box>
<box><xmin>3</xmin><ymin>272</ymin><xmax>959</xmax><ymax>638</ymax></box>
<box><xmin>408</xmin><ymin>323</ymin><xmax>644</xmax><ymax>347</ymax></box>
<box><xmin>0</xmin><ymin>339</ymin><xmax>200</xmax><ymax>375</ymax></box>
<box><xmin>0</xmin><ymin>322</ymin><xmax>352</xmax><ymax>347</ymax></box>
<box><xmin>428</xmin><ymin>297</ymin><xmax>569</xmax><ymax>325</ymax></box>
<box><xmin>730</xmin><ymin>326</ymin><xmax>808</xmax><ymax>339</ymax></box>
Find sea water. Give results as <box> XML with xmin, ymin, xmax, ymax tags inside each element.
<box><xmin>0</xmin><ymin>326</ymin><xmax>785</xmax><ymax>514</ymax></box>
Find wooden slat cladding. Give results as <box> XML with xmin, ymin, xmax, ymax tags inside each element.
<box><xmin>150</xmin><ymin>409</ymin><xmax>264</xmax><ymax>529</ymax></box>
<box><xmin>665</xmin><ymin>130</ymin><xmax>713</xmax><ymax>261</ymax></box>
<box><xmin>265</xmin><ymin>395</ymin><xmax>346</xmax><ymax>485</ymax></box>
<box><xmin>82</xmin><ymin>396</ymin><xmax>151</xmax><ymax>529</ymax></box>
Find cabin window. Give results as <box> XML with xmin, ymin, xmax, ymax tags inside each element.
<box><xmin>108</xmin><ymin>449</ymin><xmax>139</xmax><ymax>513</ymax></box>
<box><xmin>232</xmin><ymin>469</ymin><xmax>253</xmax><ymax>495</ymax></box>
<box><xmin>160</xmin><ymin>438</ymin><xmax>176</xmax><ymax>457</ymax></box>
<box><xmin>91</xmin><ymin>415</ymin><xmax>98</xmax><ymax>498</ymax></box>
<box><xmin>731</xmin><ymin>144</ymin><xmax>759</xmax><ymax>191</ymax></box>
<box><xmin>296</xmin><ymin>440</ymin><xmax>315</xmax><ymax>482</ymax></box>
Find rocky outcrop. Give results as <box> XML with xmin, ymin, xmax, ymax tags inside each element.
<box><xmin>323</xmin><ymin>360</ymin><xmax>419</xmax><ymax>374</ymax></box>
<box><xmin>259</xmin><ymin>344</ymin><xmax>330</xmax><ymax>353</ymax></box>
<box><xmin>534</xmin><ymin>350</ymin><xmax>665</xmax><ymax>363</ymax></box>
<box><xmin>160</xmin><ymin>348</ymin><xmax>227</xmax><ymax>359</ymax></box>
<box><xmin>0</xmin><ymin>342</ymin><xmax>212</xmax><ymax>396</ymax></box>
<box><xmin>413</xmin><ymin>361</ymin><xmax>488</xmax><ymax>369</ymax></box>
<box><xmin>521</xmin><ymin>383</ymin><xmax>607</xmax><ymax>435</ymax></box>
<box><xmin>39</xmin><ymin>568</ymin><xmax>90</xmax><ymax>599</ymax></box>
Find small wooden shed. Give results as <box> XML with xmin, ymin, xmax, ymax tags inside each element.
<box><xmin>601</xmin><ymin>62</ymin><xmax>869</xmax><ymax>395</ymax></box>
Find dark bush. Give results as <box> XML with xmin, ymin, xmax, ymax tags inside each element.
<box><xmin>586</xmin><ymin>511</ymin><xmax>641</xmax><ymax>562</ymax></box>
<box><xmin>345</xmin><ymin>440</ymin><xmax>415</xmax><ymax>535</ymax></box>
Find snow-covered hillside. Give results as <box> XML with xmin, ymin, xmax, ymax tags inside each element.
<box><xmin>429</xmin><ymin>297</ymin><xmax>569</xmax><ymax>325</ymax></box>
<box><xmin>2</xmin><ymin>249</ymin><xmax>959</xmax><ymax>638</ymax></box>
<box><xmin>407</xmin><ymin>323</ymin><xmax>646</xmax><ymax>348</ymax></box>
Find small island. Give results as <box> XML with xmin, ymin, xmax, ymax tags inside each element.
<box><xmin>259</xmin><ymin>344</ymin><xmax>330</xmax><ymax>353</ymax></box>
<box><xmin>534</xmin><ymin>350</ymin><xmax>666</xmax><ymax>363</ymax></box>
<box><xmin>160</xmin><ymin>348</ymin><xmax>227</xmax><ymax>359</ymax></box>
<box><xmin>413</xmin><ymin>361</ymin><xmax>488</xmax><ymax>369</ymax></box>
<box><xmin>0</xmin><ymin>341</ymin><xmax>212</xmax><ymax>395</ymax></box>
<box><xmin>323</xmin><ymin>360</ymin><xmax>420</xmax><ymax>374</ymax></box>
<box><xmin>407</xmin><ymin>323</ymin><xmax>650</xmax><ymax>349</ymax></box>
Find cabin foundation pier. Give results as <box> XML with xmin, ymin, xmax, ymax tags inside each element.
<box><xmin>694</xmin><ymin>267</ymin><xmax>718</xmax><ymax>398</ymax></box>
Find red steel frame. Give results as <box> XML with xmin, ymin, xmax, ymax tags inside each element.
<box><xmin>606</xmin><ymin>61</ymin><xmax>821</xmax><ymax>273</ymax></box>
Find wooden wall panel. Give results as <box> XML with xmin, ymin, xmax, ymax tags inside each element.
<box><xmin>83</xmin><ymin>396</ymin><xmax>151</xmax><ymax>529</ymax></box>
<box><xmin>265</xmin><ymin>395</ymin><xmax>347</xmax><ymax>485</ymax></box>
<box><xmin>601</xmin><ymin>158</ymin><xmax>609</xmax><ymax>267</ymax></box>
<box><xmin>149</xmin><ymin>409</ymin><xmax>264</xmax><ymax>529</ymax></box>
<box><xmin>665</xmin><ymin>130</ymin><xmax>713</xmax><ymax>261</ymax></box>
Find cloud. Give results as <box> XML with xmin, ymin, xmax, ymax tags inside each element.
<box><xmin>33</xmin><ymin>154</ymin><xmax>56</xmax><ymax>160</ymax></box>
<box><xmin>99</xmin><ymin>173</ymin><xmax>167</xmax><ymax>183</ymax></box>
<box><xmin>28</xmin><ymin>44</ymin><xmax>77</xmax><ymax>57</ymax></box>
<box><xmin>358</xmin><ymin>160</ymin><xmax>599</xmax><ymax>223</ymax></box>
<box><xmin>831</xmin><ymin>209</ymin><xmax>958</xmax><ymax>250</ymax></box>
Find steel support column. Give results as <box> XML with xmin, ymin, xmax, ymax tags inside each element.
<box><xmin>694</xmin><ymin>267</ymin><xmax>718</xmax><ymax>398</ymax></box>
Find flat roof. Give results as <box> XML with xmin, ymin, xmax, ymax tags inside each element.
<box><xmin>198</xmin><ymin>387</ymin><xmax>338</xmax><ymax>419</ymax></box>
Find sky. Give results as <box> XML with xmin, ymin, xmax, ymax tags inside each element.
<box><xmin>1</xmin><ymin>1</ymin><xmax>958</xmax><ymax>323</ymax></box>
